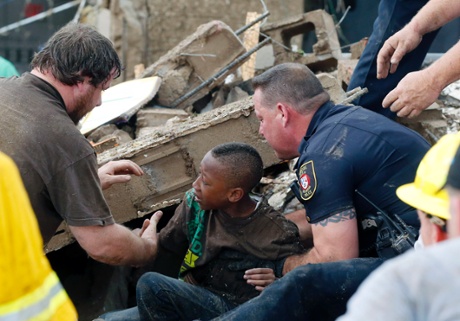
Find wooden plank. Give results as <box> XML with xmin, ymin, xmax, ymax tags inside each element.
<box><xmin>241</xmin><ymin>12</ymin><xmax>260</xmax><ymax>81</ymax></box>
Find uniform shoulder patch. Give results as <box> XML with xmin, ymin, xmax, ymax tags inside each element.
<box><xmin>298</xmin><ymin>160</ymin><xmax>317</xmax><ymax>201</ymax></box>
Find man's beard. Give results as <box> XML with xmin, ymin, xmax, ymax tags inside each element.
<box><xmin>69</xmin><ymin>91</ymin><xmax>95</xmax><ymax>125</ymax></box>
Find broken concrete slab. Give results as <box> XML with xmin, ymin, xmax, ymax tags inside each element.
<box><xmin>45</xmin><ymin>97</ymin><xmax>279</xmax><ymax>252</ymax></box>
<box><xmin>317</xmin><ymin>72</ymin><xmax>347</xmax><ymax>104</ymax></box>
<box><xmin>135</xmin><ymin>107</ymin><xmax>189</xmax><ymax>137</ymax></box>
<box><xmin>350</xmin><ymin>38</ymin><xmax>368</xmax><ymax>59</ymax></box>
<box><xmin>337</xmin><ymin>58</ymin><xmax>358</xmax><ymax>89</ymax></box>
<box><xmin>140</xmin><ymin>20</ymin><xmax>247</xmax><ymax>109</ymax></box>
<box><xmin>261</xmin><ymin>9</ymin><xmax>342</xmax><ymax>73</ymax></box>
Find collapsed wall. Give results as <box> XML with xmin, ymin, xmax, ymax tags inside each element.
<box><xmin>108</xmin><ymin>0</ymin><xmax>303</xmax><ymax>81</ymax></box>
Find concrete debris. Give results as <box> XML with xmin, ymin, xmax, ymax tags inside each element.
<box><xmin>135</xmin><ymin>107</ymin><xmax>189</xmax><ymax>137</ymax></box>
<box><xmin>261</xmin><ymin>9</ymin><xmax>342</xmax><ymax>73</ymax></box>
<box><xmin>337</xmin><ymin>59</ymin><xmax>358</xmax><ymax>89</ymax></box>
<box><xmin>139</xmin><ymin>20</ymin><xmax>247</xmax><ymax>109</ymax></box>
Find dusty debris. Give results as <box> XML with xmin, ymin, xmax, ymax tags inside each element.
<box><xmin>135</xmin><ymin>107</ymin><xmax>189</xmax><ymax>137</ymax></box>
<box><xmin>261</xmin><ymin>9</ymin><xmax>342</xmax><ymax>73</ymax></box>
<box><xmin>139</xmin><ymin>20</ymin><xmax>247</xmax><ymax>109</ymax></box>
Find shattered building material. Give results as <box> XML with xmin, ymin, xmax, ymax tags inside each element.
<box><xmin>87</xmin><ymin>124</ymin><xmax>134</xmax><ymax>154</ymax></box>
<box><xmin>139</xmin><ymin>20</ymin><xmax>247</xmax><ymax>109</ymax></box>
<box><xmin>107</xmin><ymin>0</ymin><xmax>303</xmax><ymax>81</ymax></box>
<box><xmin>317</xmin><ymin>73</ymin><xmax>347</xmax><ymax>103</ymax></box>
<box><xmin>337</xmin><ymin>58</ymin><xmax>358</xmax><ymax>89</ymax></box>
<box><xmin>260</xmin><ymin>9</ymin><xmax>342</xmax><ymax>72</ymax></box>
<box><xmin>398</xmin><ymin>105</ymin><xmax>448</xmax><ymax>145</ymax></box>
<box><xmin>350</xmin><ymin>37</ymin><xmax>368</xmax><ymax>59</ymax></box>
<box><xmin>45</xmin><ymin>97</ymin><xmax>279</xmax><ymax>252</ymax></box>
<box><xmin>135</xmin><ymin>107</ymin><xmax>189</xmax><ymax>137</ymax></box>
<box><xmin>241</xmin><ymin>12</ymin><xmax>262</xmax><ymax>81</ymax></box>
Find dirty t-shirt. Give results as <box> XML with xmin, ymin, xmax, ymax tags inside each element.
<box><xmin>158</xmin><ymin>190</ymin><xmax>304</xmax><ymax>305</ymax></box>
<box><xmin>293</xmin><ymin>102</ymin><xmax>429</xmax><ymax>254</ymax></box>
<box><xmin>0</xmin><ymin>73</ymin><xmax>114</xmax><ymax>244</ymax></box>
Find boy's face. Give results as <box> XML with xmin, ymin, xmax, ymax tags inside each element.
<box><xmin>192</xmin><ymin>152</ymin><xmax>232</xmax><ymax>211</ymax></box>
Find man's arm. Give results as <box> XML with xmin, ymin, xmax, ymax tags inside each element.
<box><xmin>69</xmin><ymin>211</ymin><xmax>162</xmax><ymax>266</ymax></box>
<box><xmin>282</xmin><ymin>208</ymin><xmax>359</xmax><ymax>274</ymax></box>
<box><xmin>377</xmin><ymin>0</ymin><xmax>460</xmax><ymax>79</ymax></box>
<box><xmin>382</xmin><ymin>39</ymin><xmax>460</xmax><ymax>118</ymax></box>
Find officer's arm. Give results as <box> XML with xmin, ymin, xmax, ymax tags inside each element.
<box><xmin>282</xmin><ymin>208</ymin><xmax>359</xmax><ymax>274</ymax></box>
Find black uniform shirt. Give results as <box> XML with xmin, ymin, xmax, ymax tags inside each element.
<box><xmin>294</xmin><ymin>101</ymin><xmax>430</xmax><ymax>226</ymax></box>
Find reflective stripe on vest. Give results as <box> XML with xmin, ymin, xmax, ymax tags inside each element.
<box><xmin>0</xmin><ymin>272</ymin><xmax>68</xmax><ymax>321</ymax></box>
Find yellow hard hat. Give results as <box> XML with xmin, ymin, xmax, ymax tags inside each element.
<box><xmin>397</xmin><ymin>133</ymin><xmax>460</xmax><ymax>220</ymax></box>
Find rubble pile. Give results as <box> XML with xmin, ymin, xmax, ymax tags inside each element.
<box><xmin>59</xmin><ymin>9</ymin><xmax>459</xmax><ymax>254</ymax></box>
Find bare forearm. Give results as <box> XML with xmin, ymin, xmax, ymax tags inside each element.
<box><xmin>94</xmin><ymin>224</ymin><xmax>158</xmax><ymax>266</ymax></box>
<box><xmin>424</xmin><ymin>40</ymin><xmax>460</xmax><ymax>91</ymax></box>
<box><xmin>71</xmin><ymin>223</ymin><xmax>158</xmax><ymax>266</ymax></box>
<box><xmin>410</xmin><ymin>0</ymin><xmax>459</xmax><ymax>35</ymax></box>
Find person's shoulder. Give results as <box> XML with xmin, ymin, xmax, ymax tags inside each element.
<box><xmin>255</xmin><ymin>197</ymin><xmax>299</xmax><ymax>227</ymax></box>
<box><xmin>379</xmin><ymin>239</ymin><xmax>460</xmax><ymax>275</ymax></box>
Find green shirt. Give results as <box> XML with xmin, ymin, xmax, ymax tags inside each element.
<box><xmin>0</xmin><ymin>56</ymin><xmax>19</xmax><ymax>77</ymax></box>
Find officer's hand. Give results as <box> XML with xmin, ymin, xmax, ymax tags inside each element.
<box><xmin>244</xmin><ymin>268</ymin><xmax>277</xmax><ymax>292</ymax></box>
<box><xmin>98</xmin><ymin>160</ymin><xmax>143</xmax><ymax>190</ymax></box>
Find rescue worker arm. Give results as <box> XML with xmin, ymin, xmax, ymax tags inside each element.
<box><xmin>282</xmin><ymin>208</ymin><xmax>359</xmax><ymax>274</ymax></box>
<box><xmin>98</xmin><ymin>160</ymin><xmax>144</xmax><ymax>190</ymax></box>
<box><xmin>377</xmin><ymin>0</ymin><xmax>459</xmax><ymax>79</ymax></box>
<box><xmin>382</xmin><ymin>39</ymin><xmax>460</xmax><ymax>118</ymax></box>
<box><xmin>244</xmin><ymin>268</ymin><xmax>277</xmax><ymax>292</ymax></box>
<box><xmin>69</xmin><ymin>211</ymin><xmax>163</xmax><ymax>266</ymax></box>
<box><xmin>285</xmin><ymin>209</ymin><xmax>313</xmax><ymax>246</ymax></box>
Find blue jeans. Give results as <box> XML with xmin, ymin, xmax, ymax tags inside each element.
<box><xmin>347</xmin><ymin>0</ymin><xmax>439</xmax><ymax>119</ymax></box>
<box><xmin>209</xmin><ymin>258</ymin><xmax>384</xmax><ymax>321</ymax></box>
<box><xmin>98</xmin><ymin>272</ymin><xmax>237</xmax><ymax>321</ymax></box>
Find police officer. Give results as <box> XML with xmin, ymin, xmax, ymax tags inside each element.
<box><xmin>252</xmin><ymin>62</ymin><xmax>429</xmax><ymax>268</ymax></box>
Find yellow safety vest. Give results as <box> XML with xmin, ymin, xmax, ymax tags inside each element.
<box><xmin>0</xmin><ymin>152</ymin><xmax>77</xmax><ymax>321</ymax></box>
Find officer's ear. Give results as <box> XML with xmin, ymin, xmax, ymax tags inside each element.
<box><xmin>277</xmin><ymin>103</ymin><xmax>291</xmax><ymax>127</ymax></box>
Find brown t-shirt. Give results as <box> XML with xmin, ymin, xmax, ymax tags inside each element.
<box><xmin>159</xmin><ymin>190</ymin><xmax>305</xmax><ymax>305</ymax></box>
<box><xmin>0</xmin><ymin>73</ymin><xmax>114</xmax><ymax>244</ymax></box>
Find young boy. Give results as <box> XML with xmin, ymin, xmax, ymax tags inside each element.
<box><xmin>97</xmin><ymin>142</ymin><xmax>304</xmax><ymax>321</ymax></box>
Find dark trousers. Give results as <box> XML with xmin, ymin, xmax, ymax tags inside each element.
<box><xmin>347</xmin><ymin>0</ymin><xmax>439</xmax><ymax>119</ymax></box>
<box><xmin>98</xmin><ymin>272</ymin><xmax>237</xmax><ymax>321</ymax></box>
<box><xmin>209</xmin><ymin>258</ymin><xmax>384</xmax><ymax>321</ymax></box>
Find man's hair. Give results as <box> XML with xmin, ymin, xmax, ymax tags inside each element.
<box><xmin>31</xmin><ymin>22</ymin><xmax>121</xmax><ymax>87</ymax></box>
<box><xmin>252</xmin><ymin>62</ymin><xmax>329</xmax><ymax>113</ymax></box>
<box><xmin>211</xmin><ymin>142</ymin><xmax>263</xmax><ymax>193</ymax></box>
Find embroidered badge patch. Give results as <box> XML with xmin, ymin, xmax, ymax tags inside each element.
<box><xmin>298</xmin><ymin>160</ymin><xmax>317</xmax><ymax>201</ymax></box>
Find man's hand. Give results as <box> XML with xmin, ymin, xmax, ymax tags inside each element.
<box><xmin>139</xmin><ymin>211</ymin><xmax>163</xmax><ymax>240</ymax></box>
<box><xmin>244</xmin><ymin>268</ymin><xmax>276</xmax><ymax>292</ymax></box>
<box><xmin>377</xmin><ymin>26</ymin><xmax>423</xmax><ymax>79</ymax></box>
<box><xmin>98</xmin><ymin>160</ymin><xmax>143</xmax><ymax>190</ymax></box>
<box><xmin>382</xmin><ymin>70</ymin><xmax>440</xmax><ymax>118</ymax></box>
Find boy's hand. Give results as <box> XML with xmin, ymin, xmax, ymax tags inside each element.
<box><xmin>244</xmin><ymin>268</ymin><xmax>277</xmax><ymax>292</ymax></box>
